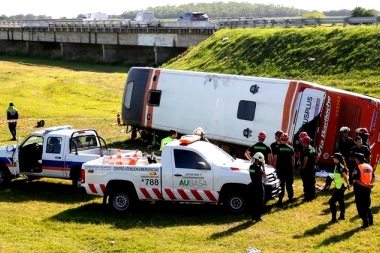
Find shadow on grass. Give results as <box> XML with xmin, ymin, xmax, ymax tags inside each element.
<box><xmin>48</xmin><ymin>201</ymin><xmax>249</xmax><ymax>228</ymax></box>
<box><xmin>0</xmin><ymin>179</ymin><xmax>96</xmax><ymax>204</ymax></box>
<box><xmin>317</xmin><ymin>227</ymin><xmax>362</xmax><ymax>246</ymax></box>
<box><xmin>209</xmin><ymin>220</ymin><xmax>254</xmax><ymax>239</ymax></box>
<box><xmin>293</xmin><ymin>221</ymin><xmax>335</xmax><ymax>238</ymax></box>
<box><xmin>0</xmin><ymin>55</ymin><xmax>133</xmax><ymax>74</ymax></box>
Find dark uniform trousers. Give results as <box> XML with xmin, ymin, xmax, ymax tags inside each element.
<box><xmin>250</xmin><ymin>182</ymin><xmax>265</xmax><ymax>220</ymax></box>
<box><xmin>354</xmin><ymin>186</ymin><xmax>373</xmax><ymax>226</ymax></box>
<box><xmin>329</xmin><ymin>187</ymin><xmax>346</xmax><ymax>217</ymax></box>
<box><xmin>8</xmin><ymin>123</ymin><xmax>17</xmax><ymax>139</ymax></box>
<box><xmin>301</xmin><ymin>168</ymin><xmax>316</xmax><ymax>200</ymax></box>
<box><xmin>278</xmin><ymin>170</ymin><xmax>294</xmax><ymax>200</ymax></box>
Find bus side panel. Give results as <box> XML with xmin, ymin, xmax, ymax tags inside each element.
<box><xmin>121</xmin><ymin>67</ymin><xmax>152</xmax><ymax>126</ymax></box>
<box><xmin>150</xmin><ymin>70</ymin><xmax>290</xmax><ymax>147</ymax></box>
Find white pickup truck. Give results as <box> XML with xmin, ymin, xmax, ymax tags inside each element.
<box><xmin>81</xmin><ymin>137</ymin><xmax>281</xmax><ymax>213</ymax></box>
<box><xmin>0</xmin><ymin>125</ymin><xmax>129</xmax><ymax>189</ymax></box>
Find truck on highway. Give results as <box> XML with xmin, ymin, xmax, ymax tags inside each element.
<box><xmin>121</xmin><ymin>67</ymin><xmax>380</xmax><ymax>169</ymax></box>
<box><xmin>81</xmin><ymin>135</ymin><xmax>281</xmax><ymax>213</ymax></box>
<box><xmin>83</xmin><ymin>13</ymin><xmax>108</xmax><ymax>21</ymax></box>
<box><xmin>0</xmin><ymin>125</ymin><xmax>130</xmax><ymax>189</ymax></box>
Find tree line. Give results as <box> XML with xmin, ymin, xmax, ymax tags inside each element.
<box><xmin>0</xmin><ymin>2</ymin><xmax>378</xmax><ymax>20</ymax></box>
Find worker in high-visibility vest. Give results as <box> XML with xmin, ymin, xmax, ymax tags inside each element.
<box><xmin>159</xmin><ymin>129</ymin><xmax>177</xmax><ymax>151</ymax></box>
<box><xmin>329</xmin><ymin>153</ymin><xmax>350</xmax><ymax>223</ymax></box>
<box><xmin>352</xmin><ymin>152</ymin><xmax>375</xmax><ymax>228</ymax></box>
<box><xmin>6</xmin><ymin>102</ymin><xmax>19</xmax><ymax>140</ymax></box>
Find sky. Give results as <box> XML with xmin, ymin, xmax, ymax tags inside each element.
<box><xmin>1</xmin><ymin>0</ymin><xmax>379</xmax><ymax>18</ymax></box>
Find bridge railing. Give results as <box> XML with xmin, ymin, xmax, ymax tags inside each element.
<box><xmin>0</xmin><ymin>17</ymin><xmax>379</xmax><ymax>30</ymax></box>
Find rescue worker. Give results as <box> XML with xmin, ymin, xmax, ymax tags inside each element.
<box><xmin>273</xmin><ymin>133</ymin><xmax>295</xmax><ymax>205</ymax></box>
<box><xmin>6</xmin><ymin>102</ymin><xmax>19</xmax><ymax>140</ymax></box>
<box><xmin>300</xmin><ymin>136</ymin><xmax>320</xmax><ymax>202</ymax></box>
<box><xmin>159</xmin><ymin>129</ymin><xmax>177</xmax><ymax>151</ymax></box>
<box><xmin>329</xmin><ymin>153</ymin><xmax>350</xmax><ymax>223</ymax></box>
<box><xmin>270</xmin><ymin>130</ymin><xmax>283</xmax><ymax>163</ymax></box>
<box><xmin>294</xmin><ymin>131</ymin><xmax>308</xmax><ymax>169</ymax></box>
<box><xmin>248</xmin><ymin>152</ymin><xmax>266</xmax><ymax>222</ymax></box>
<box><xmin>350</xmin><ymin>136</ymin><xmax>371</xmax><ymax>165</ymax></box>
<box><xmin>336</xmin><ymin>126</ymin><xmax>356</xmax><ymax>185</ymax></box>
<box><xmin>352</xmin><ymin>152</ymin><xmax>375</xmax><ymax>228</ymax></box>
<box><xmin>193</xmin><ymin>127</ymin><xmax>209</xmax><ymax>142</ymax></box>
<box><xmin>245</xmin><ymin>131</ymin><xmax>272</xmax><ymax>165</ymax></box>
<box><xmin>356</xmin><ymin>128</ymin><xmax>370</xmax><ymax>148</ymax></box>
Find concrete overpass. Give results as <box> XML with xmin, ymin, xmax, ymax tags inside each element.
<box><xmin>0</xmin><ymin>20</ymin><xmax>219</xmax><ymax>65</ymax></box>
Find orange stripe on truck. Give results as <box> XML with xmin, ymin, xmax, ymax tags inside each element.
<box><xmin>282</xmin><ymin>81</ymin><xmax>298</xmax><ymax>133</ymax></box>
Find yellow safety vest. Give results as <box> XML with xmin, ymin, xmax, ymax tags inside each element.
<box><xmin>333</xmin><ymin>163</ymin><xmax>347</xmax><ymax>189</ymax></box>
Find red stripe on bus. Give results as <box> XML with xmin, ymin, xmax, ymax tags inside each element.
<box><xmin>141</xmin><ymin>69</ymin><xmax>154</xmax><ymax>127</ymax></box>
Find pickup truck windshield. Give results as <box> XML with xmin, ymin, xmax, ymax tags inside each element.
<box><xmin>197</xmin><ymin>144</ymin><xmax>234</xmax><ymax>165</ymax></box>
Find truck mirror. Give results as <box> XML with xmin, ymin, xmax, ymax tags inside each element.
<box><xmin>6</xmin><ymin>145</ymin><xmax>15</xmax><ymax>152</ymax></box>
<box><xmin>196</xmin><ymin>162</ymin><xmax>210</xmax><ymax>170</ymax></box>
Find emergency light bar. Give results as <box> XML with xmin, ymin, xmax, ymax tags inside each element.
<box><xmin>43</xmin><ymin>125</ymin><xmax>72</xmax><ymax>134</ymax></box>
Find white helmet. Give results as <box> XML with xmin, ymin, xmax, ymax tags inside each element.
<box><xmin>193</xmin><ymin>127</ymin><xmax>205</xmax><ymax>136</ymax></box>
<box><xmin>339</xmin><ymin>126</ymin><xmax>350</xmax><ymax>133</ymax></box>
<box><xmin>253</xmin><ymin>152</ymin><xmax>265</xmax><ymax>163</ymax></box>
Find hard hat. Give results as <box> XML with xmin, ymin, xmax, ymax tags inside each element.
<box><xmin>280</xmin><ymin>133</ymin><xmax>289</xmax><ymax>141</ymax></box>
<box><xmin>339</xmin><ymin>126</ymin><xmax>350</xmax><ymax>133</ymax></box>
<box><xmin>193</xmin><ymin>127</ymin><xmax>205</xmax><ymax>136</ymax></box>
<box><xmin>299</xmin><ymin>132</ymin><xmax>308</xmax><ymax>139</ymax></box>
<box><xmin>301</xmin><ymin>136</ymin><xmax>312</xmax><ymax>144</ymax></box>
<box><xmin>356</xmin><ymin>128</ymin><xmax>369</xmax><ymax>135</ymax></box>
<box><xmin>253</xmin><ymin>152</ymin><xmax>265</xmax><ymax>163</ymax></box>
<box><xmin>275</xmin><ymin>130</ymin><xmax>283</xmax><ymax>137</ymax></box>
<box><xmin>258</xmin><ymin>131</ymin><xmax>266</xmax><ymax>139</ymax></box>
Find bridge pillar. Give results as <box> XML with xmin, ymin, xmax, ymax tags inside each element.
<box><xmin>61</xmin><ymin>43</ymin><xmax>102</xmax><ymax>60</ymax></box>
<box><xmin>154</xmin><ymin>46</ymin><xmax>187</xmax><ymax>65</ymax></box>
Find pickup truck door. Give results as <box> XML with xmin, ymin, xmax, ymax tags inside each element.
<box><xmin>41</xmin><ymin>136</ymin><xmax>66</xmax><ymax>178</ymax></box>
<box><xmin>168</xmin><ymin>149</ymin><xmax>216</xmax><ymax>202</ymax></box>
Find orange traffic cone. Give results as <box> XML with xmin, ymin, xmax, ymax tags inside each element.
<box><xmin>116</xmin><ymin>149</ymin><xmax>122</xmax><ymax>165</ymax></box>
<box><xmin>108</xmin><ymin>155</ymin><xmax>114</xmax><ymax>165</ymax></box>
<box><xmin>128</xmin><ymin>150</ymin><xmax>138</xmax><ymax>165</ymax></box>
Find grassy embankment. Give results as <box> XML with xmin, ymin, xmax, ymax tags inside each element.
<box><xmin>164</xmin><ymin>26</ymin><xmax>380</xmax><ymax>97</ymax></box>
<box><xmin>1</xmin><ymin>26</ymin><xmax>380</xmax><ymax>253</ymax></box>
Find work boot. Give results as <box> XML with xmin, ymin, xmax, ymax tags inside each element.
<box><xmin>369</xmin><ymin>217</ymin><xmax>374</xmax><ymax>226</ymax></box>
<box><xmin>338</xmin><ymin>214</ymin><xmax>345</xmax><ymax>220</ymax></box>
<box><xmin>330</xmin><ymin>217</ymin><xmax>337</xmax><ymax>223</ymax></box>
<box><xmin>276</xmin><ymin>199</ymin><xmax>283</xmax><ymax>206</ymax></box>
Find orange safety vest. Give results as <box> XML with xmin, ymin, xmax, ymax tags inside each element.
<box><xmin>358</xmin><ymin>163</ymin><xmax>373</xmax><ymax>185</ymax></box>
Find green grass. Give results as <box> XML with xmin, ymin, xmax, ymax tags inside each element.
<box><xmin>1</xmin><ymin>31</ymin><xmax>380</xmax><ymax>252</ymax></box>
<box><xmin>163</xmin><ymin>26</ymin><xmax>380</xmax><ymax>97</ymax></box>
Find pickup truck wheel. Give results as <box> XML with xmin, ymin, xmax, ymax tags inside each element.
<box><xmin>109</xmin><ymin>191</ymin><xmax>133</xmax><ymax>212</ymax></box>
<box><xmin>71</xmin><ymin>167</ymin><xmax>81</xmax><ymax>190</ymax></box>
<box><xmin>0</xmin><ymin>167</ymin><xmax>11</xmax><ymax>186</ymax></box>
<box><xmin>224</xmin><ymin>193</ymin><xmax>247</xmax><ymax>214</ymax></box>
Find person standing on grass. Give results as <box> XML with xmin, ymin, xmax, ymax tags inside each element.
<box><xmin>300</xmin><ymin>136</ymin><xmax>319</xmax><ymax>202</ymax></box>
<box><xmin>6</xmin><ymin>102</ymin><xmax>19</xmax><ymax>141</ymax></box>
<box><xmin>248</xmin><ymin>152</ymin><xmax>266</xmax><ymax>222</ymax></box>
<box><xmin>352</xmin><ymin>152</ymin><xmax>375</xmax><ymax>228</ymax></box>
<box><xmin>270</xmin><ymin>130</ymin><xmax>283</xmax><ymax>165</ymax></box>
<box><xmin>273</xmin><ymin>133</ymin><xmax>295</xmax><ymax>205</ymax></box>
<box><xmin>329</xmin><ymin>153</ymin><xmax>350</xmax><ymax>223</ymax></box>
<box><xmin>245</xmin><ymin>131</ymin><xmax>272</xmax><ymax>165</ymax></box>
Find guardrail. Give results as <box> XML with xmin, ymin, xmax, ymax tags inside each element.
<box><xmin>217</xmin><ymin>16</ymin><xmax>380</xmax><ymax>28</ymax></box>
<box><xmin>0</xmin><ymin>17</ymin><xmax>378</xmax><ymax>30</ymax></box>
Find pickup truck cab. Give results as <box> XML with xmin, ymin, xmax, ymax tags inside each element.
<box><xmin>0</xmin><ymin>125</ymin><xmax>123</xmax><ymax>189</ymax></box>
<box><xmin>81</xmin><ymin>136</ymin><xmax>281</xmax><ymax>213</ymax></box>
